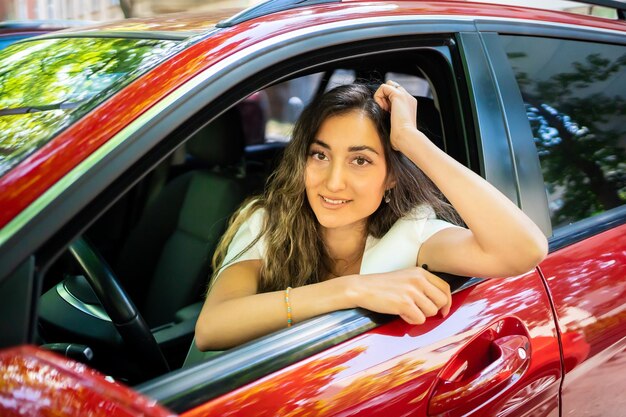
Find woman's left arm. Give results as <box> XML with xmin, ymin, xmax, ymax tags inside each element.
<box><xmin>375</xmin><ymin>82</ymin><xmax>548</xmax><ymax>278</ymax></box>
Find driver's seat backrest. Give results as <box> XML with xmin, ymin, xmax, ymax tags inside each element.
<box><xmin>115</xmin><ymin>108</ymin><xmax>247</xmax><ymax>328</ymax></box>
<box><xmin>415</xmin><ymin>96</ymin><xmax>445</xmax><ymax>150</ymax></box>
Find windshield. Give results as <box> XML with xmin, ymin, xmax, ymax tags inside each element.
<box><xmin>0</xmin><ymin>37</ymin><xmax>179</xmax><ymax>178</ymax></box>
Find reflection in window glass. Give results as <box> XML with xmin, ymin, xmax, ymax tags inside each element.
<box><xmin>325</xmin><ymin>69</ymin><xmax>356</xmax><ymax>92</ymax></box>
<box><xmin>385</xmin><ymin>72</ymin><xmax>431</xmax><ymax>97</ymax></box>
<box><xmin>502</xmin><ymin>36</ymin><xmax>626</xmax><ymax>228</ymax></box>
<box><xmin>0</xmin><ymin>37</ymin><xmax>179</xmax><ymax>178</ymax></box>
<box><xmin>254</xmin><ymin>71</ymin><xmax>433</xmax><ymax>145</ymax></box>
<box><xmin>259</xmin><ymin>73</ymin><xmax>323</xmax><ymax>143</ymax></box>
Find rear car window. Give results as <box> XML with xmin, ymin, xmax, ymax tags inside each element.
<box><xmin>252</xmin><ymin>71</ymin><xmax>432</xmax><ymax>146</ymax></box>
<box><xmin>0</xmin><ymin>37</ymin><xmax>179</xmax><ymax>178</ymax></box>
<box><xmin>502</xmin><ymin>36</ymin><xmax>626</xmax><ymax>229</ymax></box>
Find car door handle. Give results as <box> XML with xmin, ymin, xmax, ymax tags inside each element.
<box><xmin>428</xmin><ymin>334</ymin><xmax>530</xmax><ymax>416</ymax></box>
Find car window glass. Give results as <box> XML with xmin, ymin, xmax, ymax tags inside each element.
<box><xmin>249</xmin><ymin>71</ymin><xmax>433</xmax><ymax>146</ymax></box>
<box><xmin>0</xmin><ymin>37</ymin><xmax>179</xmax><ymax>178</ymax></box>
<box><xmin>325</xmin><ymin>69</ymin><xmax>356</xmax><ymax>91</ymax></box>
<box><xmin>248</xmin><ymin>73</ymin><xmax>324</xmax><ymax>144</ymax></box>
<box><xmin>502</xmin><ymin>36</ymin><xmax>626</xmax><ymax>229</ymax></box>
<box><xmin>385</xmin><ymin>72</ymin><xmax>432</xmax><ymax>97</ymax></box>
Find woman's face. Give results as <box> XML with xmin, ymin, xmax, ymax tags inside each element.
<box><xmin>305</xmin><ymin>110</ymin><xmax>391</xmax><ymax>233</ymax></box>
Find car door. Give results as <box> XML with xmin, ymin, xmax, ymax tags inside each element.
<box><xmin>170</xmin><ymin>275</ymin><xmax>559</xmax><ymax>417</ymax></box>
<box><xmin>494</xmin><ymin>32</ymin><xmax>626</xmax><ymax>416</ymax></box>
<box><xmin>136</xmin><ymin>25</ymin><xmax>562</xmax><ymax>417</ymax></box>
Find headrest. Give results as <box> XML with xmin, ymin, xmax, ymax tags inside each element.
<box><xmin>186</xmin><ymin>107</ymin><xmax>246</xmax><ymax>166</ymax></box>
<box><xmin>415</xmin><ymin>96</ymin><xmax>444</xmax><ymax>150</ymax></box>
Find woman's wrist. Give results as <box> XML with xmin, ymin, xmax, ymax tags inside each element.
<box><xmin>337</xmin><ymin>274</ymin><xmax>361</xmax><ymax>309</ymax></box>
<box><xmin>394</xmin><ymin>128</ymin><xmax>437</xmax><ymax>164</ymax></box>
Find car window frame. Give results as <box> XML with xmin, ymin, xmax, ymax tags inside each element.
<box><xmin>130</xmin><ymin>34</ymin><xmax>497</xmax><ymax>412</ymax></box>
<box><xmin>0</xmin><ymin>256</ymin><xmax>36</xmax><ymax>348</ymax></box>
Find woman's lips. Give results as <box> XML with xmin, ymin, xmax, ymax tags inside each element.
<box><xmin>319</xmin><ymin>195</ymin><xmax>351</xmax><ymax>208</ymax></box>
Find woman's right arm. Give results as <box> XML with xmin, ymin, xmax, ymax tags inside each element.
<box><xmin>195</xmin><ymin>262</ymin><xmax>452</xmax><ymax>351</ymax></box>
<box><xmin>195</xmin><ymin>260</ymin><xmax>352</xmax><ymax>350</ymax></box>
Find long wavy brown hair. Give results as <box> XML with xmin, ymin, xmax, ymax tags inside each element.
<box><xmin>211</xmin><ymin>83</ymin><xmax>459</xmax><ymax>293</ymax></box>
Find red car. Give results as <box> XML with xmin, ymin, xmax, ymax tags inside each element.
<box><xmin>0</xmin><ymin>0</ymin><xmax>625</xmax><ymax>416</ymax></box>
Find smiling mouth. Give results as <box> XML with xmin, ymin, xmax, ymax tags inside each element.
<box><xmin>320</xmin><ymin>195</ymin><xmax>352</xmax><ymax>205</ymax></box>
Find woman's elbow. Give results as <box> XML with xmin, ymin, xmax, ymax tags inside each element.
<box><xmin>527</xmin><ymin>232</ymin><xmax>549</xmax><ymax>265</ymax></box>
<box><xmin>535</xmin><ymin>233</ymin><xmax>549</xmax><ymax>263</ymax></box>
<box><xmin>509</xmin><ymin>234</ymin><xmax>549</xmax><ymax>275</ymax></box>
<box><xmin>194</xmin><ymin>322</ymin><xmax>212</xmax><ymax>352</ymax></box>
<box><xmin>195</xmin><ymin>318</ymin><xmax>236</xmax><ymax>351</ymax></box>
<box><xmin>195</xmin><ymin>319</ymin><xmax>224</xmax><ymax>351</ymax></box>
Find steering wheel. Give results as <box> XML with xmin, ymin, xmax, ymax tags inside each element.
<box><xmin>68</xmin><ymin>237</ymin><xmax>170</xmax><ymax>379</ymax></box>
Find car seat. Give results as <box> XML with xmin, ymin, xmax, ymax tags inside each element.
<box><xmin>114</xmin><ymin>107</ymin><xmax>248</xmax><ymax>329</ymax></box>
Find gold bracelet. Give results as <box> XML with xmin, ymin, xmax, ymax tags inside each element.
<box><xmin>284</xmin><ymin>287</ymin><xmax>293</xmax><ymax>327</ymax></box>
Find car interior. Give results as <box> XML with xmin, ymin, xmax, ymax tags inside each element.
<box><xmin>33</xmin><ymin>48</ymin><xmax>473</xmax><ymax>385</ymax></box>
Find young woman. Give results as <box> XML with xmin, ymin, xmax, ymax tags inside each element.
<box><xmin>194</xmin><ymin>81</ymin><xmax>548</xmax><ymax>351</ymax></box>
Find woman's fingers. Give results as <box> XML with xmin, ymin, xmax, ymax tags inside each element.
<box><xmin>422</xmin><ymin>270</ymin><xmax>452</xmax><ymax>317</ymax></box>
<box><xmin>355</xmin><ymin>268</ymin><xmax>452</xmax><ymax>323</ymax></box>
<box><xmin>401</xmin><ymin>271</ymin><xmax>451</xmax><ymax>324</ymax></box>
<box><xmin>373</xmin><ymin>84</ymin><xmax>394</xmax><ymax>111</ymax></box>
<box><xmin>374</xmin><ymin>81</ymin><xmax>420</xmax><ymax>152</ymax></box>
<box><xmin>413</xmin><ymin>291</ymin><xmax>441</xmax><ymax>317</ymax></box>
<box><xmin>373</xmin><ymin>81</ymin><xmax>407</xmax><ymax>109</ymax></box>
<box><xmin>399</xmin><ymin>290</ymin><xmax>442</xmax><ymax>324</ymax></box>
<box><xmin>420</xmin><ymin>286</ymin><xmax>449</xmax><ymax>313</ymax></box>
<box><xmin>399</xmin><ymin>303</ymin><xmax>427</xmax><ymax>325</ymax></box>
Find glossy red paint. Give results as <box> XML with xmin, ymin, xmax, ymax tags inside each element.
<box><xmin>1</xmin><ymin>1</ymin><xmax>625</xmax><ymax>230</ymax></box>
<box><xmin>182</xmin><ymin>270</ymin><xmax>561</xmax><ymax>417</ymax></box>
<box><xmin>0</xmin><ymin>345</ymin><xmax>174</xmax><ymax>417</ymax></box>
<box><xmin>539</xmin><ymin>224</ymin><xmax>626</xmax><ymax>416</ymax></box>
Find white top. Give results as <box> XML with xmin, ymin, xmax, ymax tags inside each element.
<box><xmin>218</xmin><ymin>204</ymin><xmax>460</xmax><ymax>277</ymax></box>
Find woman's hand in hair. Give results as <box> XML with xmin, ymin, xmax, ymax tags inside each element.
<box><xmin>373</xmin><ymin>81</ymin><xmax>422</xmax><ymax>153</ymax></box>
<box><xmin>345</xmin><ymin>267</ymin><xmax>452</xmax><ymax>324</ymax></box>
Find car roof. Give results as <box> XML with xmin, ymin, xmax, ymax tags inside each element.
<box><xmin>40</xmin><ymin>10</ymin><xmax>247</xmax><ymax>40</ymax></box>
<box><xmin>33</xmin><ymin>0</ymin><xmax>626</xmax><ymax>41</ymax></box>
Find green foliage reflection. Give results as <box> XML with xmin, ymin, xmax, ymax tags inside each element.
<box><xmin>505</xmin><ymin>39</ymin><xmax>626</xmax><ymax>227</ymax></box>
<box><xmin>0</xmin><ymin>37</ymin><xmax>178</xmax><ymax>177</ymax></box>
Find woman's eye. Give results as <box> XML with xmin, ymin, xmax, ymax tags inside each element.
<box><xmin>352</xmin><ymin>156</ymin><xmax>371</xmax><ymax>166</ymax></box>
<box><xmin>310</xmin><ymin>151</ymin><xmax>327</xmax><ymax>161</ymax></box>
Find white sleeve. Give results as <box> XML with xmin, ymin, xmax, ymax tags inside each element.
<box><xmin>414</xmin><ymin>206</ymin><xmax>462</xmax><ymax>263</ymax></box>
<box><xmin>215</xmin><ymin>208</ymin><xmax>266</xmax><ymax>278</ymax></box>
<box><xmin>360</xmin><ymin>205</ymin><xmax>461</xmax><ymax>274</ymax></box>
<box><xmin>417</xmin><ymin>216</ymin><xmax>460</xmax><ymax>245</ymax></box>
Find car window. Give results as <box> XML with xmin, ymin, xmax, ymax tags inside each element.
<box><xmin>0</xmin><ymin>37</ymin><xmax>180</xmax><ymax>178</ymax></box>
<box><xmin>385</xmin><ymin>72</ymin><xmax>432</xmax><ymax>97</ymax></box>
<box><xmin>325</xmin><ymin>69</ymin><xmax>356</xmax><ymax>91</ymax></box>
<box><xmin>501</xmin><ymin>36</ymin><xmax>626</xmax><ymax>229</ymax></box>
<box><xmin>250</xmin><ymin>71</ymin><xmax>434</xmax><ymax>146</ymax></box>
<box><xmin>32</xmin><ymin>41</ymin><xmax>465</xmax><ymax>391</ymax></box>
<box><xmin>253</xmin><ymin>73</ymin><xmax>323</xmax><ymax>144</ymax></box>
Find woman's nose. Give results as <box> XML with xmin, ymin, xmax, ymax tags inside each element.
<box><xmin>325</xmin><ymin>162</ymin><xmax>346</xmax><ymax>192</ymax></box>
